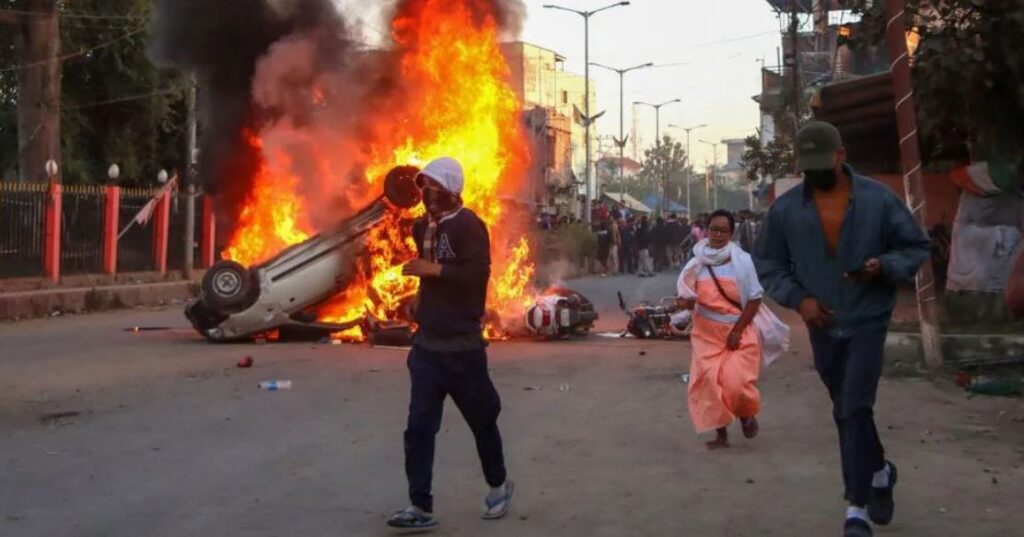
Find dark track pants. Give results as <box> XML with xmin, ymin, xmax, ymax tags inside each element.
<box><xmin>809</xmin><ymin>326</ymin><xmax>887</xmax><ymax>506</ymax></box>
<box><xmin>404</xmin><ymin>346</ymin><xmax>507</xmax><ymax>513</ymax></box>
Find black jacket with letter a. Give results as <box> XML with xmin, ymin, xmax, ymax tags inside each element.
<box><xmin>411</xmin><ymin>208</ymin><xmax>491</xmax><ymax>337</ymax></box>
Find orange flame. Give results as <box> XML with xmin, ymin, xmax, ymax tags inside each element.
<box><xmin>224</xmin><ymin>0</ymin><xmax>533</xmax><ymax>340</ymax></box>
<box><xmin>224</xmin><ymin>135</ymin><xmax>311</xmax><ymax>266</ymax></box>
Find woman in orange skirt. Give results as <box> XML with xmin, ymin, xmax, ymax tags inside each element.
<box><xmin>677</xmin><ymin>209</ymin><xmax>775</xmax><ymax>449</ymax></box>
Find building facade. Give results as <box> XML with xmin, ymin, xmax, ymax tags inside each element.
<box><xmin>502</xmin><ymin>42</ymin><xmax>598</xmax><ymax>216</ymax></box>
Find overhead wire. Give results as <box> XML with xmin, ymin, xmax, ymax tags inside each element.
<box><xmin>0</xmin><ymin>8</ymin><xmax>144</xmax><ymax>21</ymax></box>
<box><xmin>62</xmin><ymin>88</ymin><xmax>181</xmax><ymax>111</ymax></box>
<box><xmin>0</xmin><ymin>25</ymin><xmax>146</xmax><ymax>73</ymax></box>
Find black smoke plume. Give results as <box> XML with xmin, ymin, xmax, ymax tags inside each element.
<box><xmin>149</xmin><ymin>0</ymin><xmax>351</xmax><ymax>230</ymax></box>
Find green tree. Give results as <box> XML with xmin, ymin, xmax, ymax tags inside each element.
<box><xmin>741</xmin><ymin>132</ymin><xmax>794</xmax><ymax>183</ymax></box>
<box><xmin>852</xmin><ymin>0</ymin><xmax>1024</xmax><ymax>189</ymax></box>
<box><xmin>636</xmin><ymin>135</ymin><xmax>688</xmax><ymax>209</ymax></box>
<box><xmin>0</xmin><ymin>0</ymin><xmax>188</xmax><ymax>183</ymax></box>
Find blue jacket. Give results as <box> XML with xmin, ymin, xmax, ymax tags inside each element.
<box><xmin>753</xmin><ymin>166</ymin><xmax>930</xmax><ymax>336</ymax></box>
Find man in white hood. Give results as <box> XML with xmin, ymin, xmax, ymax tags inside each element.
<box><xmin>388</xmin><ymin>157</ymin><xmax>514</xmax><ymax>531</ymax></box>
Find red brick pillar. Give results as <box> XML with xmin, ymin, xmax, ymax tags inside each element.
<box><xmin>201</xmin><ymin>196</ymin><xmax>217</xmax><ymax>268</ymax></box>
<box><xmin>152</xmin><ymin>190</ymin><xmax>171</xmax><ymax>274</ymax></box>
<box><xmin>103</xmin><ymin>185</ymin><xmax>120</xmax><ymax>275</ymax></box>
<box><xmin>43</xmin><ymin>183</ymin><xmax>62</xmax><ymax>282</ymax></box>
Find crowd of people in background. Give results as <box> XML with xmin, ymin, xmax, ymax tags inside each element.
<box><xmin>545</xmin><ymin>200</ymin><xmax>763</xmax><ymax>278</ymax></box>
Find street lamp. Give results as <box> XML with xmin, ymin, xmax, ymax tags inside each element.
<box><xmin>591</xmin><ymin>61</ymin><xmax>653</xmax><ymax>206</ymax></box>
<box><xmin>668</xmin><ymin>123</ymin><xmax>706</xmax><ymax>216</ymax></box>
<box><xmin>635</xmin><ymin>99</ymin><xmax>681</xmax><ymax>213</ymax></box>
<box><xmin>634</xmin><ymin>99</ymin><xmax>681</xmax><ymax>146</ymax></box>
<box><xmin>157</xmin><ymin>169</ymin><xmax>169</xmax><ymax>184</ymax></box>
<box><xmin>699</xmin><ymin>139</ymin><xmax>722</xmax><ymax>210</ymax></box>
<box><xmin>45</xmin><ymin>159</ymin><xmax>58</xmax><ymax>184</ymax></box>
<box><xmin>107</xmin><ymin>164</ymin><xmax>120</xmax><ymax>183</ymax></box>
<box><xmin>545</xmin><ymin>1</ymin><xmax>631</xmax><ymax>223</ymax></box>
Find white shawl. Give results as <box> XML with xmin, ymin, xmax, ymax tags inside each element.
<box><xmin>677</xmin><ymin>239</ymin><xmax>790</xmax><ymax>366</ymax></box>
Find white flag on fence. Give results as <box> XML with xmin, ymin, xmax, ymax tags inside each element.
<box><xmin>118</xmin><ymin>174</ymin><xmax>178</xmax><ymax>240</ymax></box>
<box><xmin>132</xmin><ymin>175</ymin><xmax>178</xmax><ymax>226</ymax></box>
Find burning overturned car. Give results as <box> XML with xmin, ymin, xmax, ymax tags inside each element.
<box><xmin>185</xmin><ymin>166</ymin><xmax>422</xmax><ymax>342</ymax></box>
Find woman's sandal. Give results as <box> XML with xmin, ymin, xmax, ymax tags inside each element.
<box><xmin>741</xmin><ymin>416</ymin><xmax>760</xmax><ymax>439</ymax></box>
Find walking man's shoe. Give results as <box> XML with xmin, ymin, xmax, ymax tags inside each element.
<box><xmin>482</xmin><ymin>480</ymin><xmax>515</xmax><ymax>520</ymax></box>
<box><xmin>868</xmin><ymin>461</ymin><xmax>898</xmax><ymax>525</ymax></box>
<box><xmin>844</xmin><ymin>517</ymin><xmax>873</xmax><ymax>537</ymax></box>
<box><xmin>387</xmin><ymin>506</ymin><xmax>439</xmax><ymax>531</ymax></box>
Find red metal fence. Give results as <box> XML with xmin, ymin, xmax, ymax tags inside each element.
<box><xmin>0</xmin><ymin>182</ymin><xmax>217</xmax><ymax>281</ymax></box>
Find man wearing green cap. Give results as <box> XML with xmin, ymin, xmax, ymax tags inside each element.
<box><xmin>753</xmin><ymin>121</ymin><xmax>930</xmax><ymax>537</ymax></box>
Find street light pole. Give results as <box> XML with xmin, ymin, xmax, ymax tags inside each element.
<box><xmin>699</xmin><ymin>139</ymin><xmax>721</xmax><ymax>210</ymax></box>
<box><xmin>669</xmin><ymin>122</ymin><xmax>706</xmax><ymax>217</ymax></box>
<box><xmin>545</xmin><ymin>2</ymin><xmax>631</xmax><ymax>223</ymax></box>
<box><xmin>635</xmin><ymin>99</ymin><xmax>681</xmax><ymax>213</ymax></box>
<box><xmin>591</xmin><ymin>61</ymin><xmax>653</xmax><ymax>206</ymax></box>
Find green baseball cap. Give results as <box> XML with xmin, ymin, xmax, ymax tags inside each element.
<box><xmin>797</xmin><ymin>121</ymin><xmax>843</xmax><ymax>172</ymax></box>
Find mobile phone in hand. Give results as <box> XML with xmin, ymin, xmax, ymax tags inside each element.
<box><xmin>844</xmin><ymin>266</ymin><xmax>867</xmax><ymax>279</ymax></box>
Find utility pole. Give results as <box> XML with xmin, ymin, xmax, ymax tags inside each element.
<box><xmin>8</xmin><ymin>1</ymin><xmax>61</xmax><ymax>181</ymax></box>
<box><xmin>591</xmin><ymin>61</ymin><xmax>653</xmax><ymax>206</ymax></box>
<box><xmin>699</xmin><ymin>139</ymin><xmax>721</xmax><ymax>210</ymax></box>
<box><xmin>544</xmin><ymin>2</ymin><xmax>630</xmax><ymax>223</ymax></box>
<box><xmin>183</xmin><ymin>76</ymin><xmax>198</xmax><ymax>279</ymax></box>
<box><xmin>670</xmin><ymin>123</ymin><xmax>707</xmax><ymax>217</ymax></box>
<box><xmin>789</xmin><ymin>0</ymin><xmax>801</xmax><ymax>172</ymax></box>
<box><xmin>882</xmin><ymin>0</ymin><xmax>944</xmax><ymax>367</ymax></box>
<box><xmin>636</xmin><ymin>99</ymin><xmax>681</xmax><ymax>213</ymax></box>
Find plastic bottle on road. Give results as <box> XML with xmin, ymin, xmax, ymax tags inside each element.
<box><xmin>258</xmin><ymin>380</ymin><xmax>293</xmax><ymax>391</ymax></box>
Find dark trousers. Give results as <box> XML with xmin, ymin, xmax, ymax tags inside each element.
<box><xmin>404</xmin><ymin>346</ymin><xmax>507</xmax><ymax>513</ymax></box>
<box><xmin>621</xmin><ymin>244</ymin><xmax>637</xmax><ymax>274</ymax></box>
<box><xmin>810</xmin><ymin>326</ymin><xmax>887</xmax><ymax>506</ymax></box>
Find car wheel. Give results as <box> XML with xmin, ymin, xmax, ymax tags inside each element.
<box><xmin>202</xmin><ymin>260</ymin><xmax>253</xmax><ymax>310</ymax></box>
<box><xmin>384</xmin><ymin>165</ymin><xmax>422</xmax><ymax>209</ymax></box>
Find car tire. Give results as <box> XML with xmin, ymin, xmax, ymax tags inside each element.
<box><xmin>202</xmin><ymin>260</ymin><xmax>253</xmax><ymax>311</ymax></box>
<box><xmin>384</xmin><ymin>165</ymin><xmax>422</xmax><ymax>209</ymax></box>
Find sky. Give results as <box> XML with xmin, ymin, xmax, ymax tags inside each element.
<box><xmin>338</xmin><ymin>0</ymin><xmax>785</xmax><ymax>168</ymax></box>
<box><xmin>519</xmin><ymin>0</ymin><xmax>783</xmax><ymax>167</ymax></box>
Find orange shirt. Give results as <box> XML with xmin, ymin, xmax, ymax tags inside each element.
<box><xmin>813</xmin><ymin>180</ymin><xmax>851</xmax><ymax>254</ymax></box>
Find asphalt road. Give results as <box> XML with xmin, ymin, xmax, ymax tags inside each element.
<box><xmin>2</xmin><ymin>273</ymin><xmax>1023</xmax><ymax>536</ymax></box>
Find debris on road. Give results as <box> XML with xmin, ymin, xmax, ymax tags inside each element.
<box><xmin>364</xmin><ymin>317</ymin><xmax>414</xmax><ymax>347</ymax></box>
<box><xmin>372</xmin><ymin>345</ymin><xmax>413</xmax><ymax>351</ymax></box>
<box><xmin>237</xmin><ymin>356</ymin><xmax>254</xmax><ymax>368</ymax></box>
<box><xmin>522</xmin><ymin>386</ymin><xmax>541</xmax><ymax>391</ymax></box>
<box><xmin>39</xmin><ymin>411</ymin><xmax>80</xmax><ymax>425</ymax></box>
<box><xmin>123</xmin><ymin>326</ymin><xmax>171</xmax><ymax>332</ymax></box>
<box><xmin>955</xmin><ymin>371</ymin><xmax>1022</xmax><ymax>397</ymax></box>
<box><xmin>258</xmin><ymin>380</ymin><xmax>292</xmax><ymax>391</ymax></box>
<box><xmin>680</xmin><ymin>373</ymin><xmax>691</xmax><ymax>384</ymax></box>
